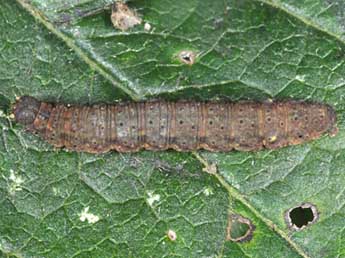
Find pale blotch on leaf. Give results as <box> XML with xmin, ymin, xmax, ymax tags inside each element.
<box><xmin>167</xmin><ymin>229</ymin><xmax>177</xmax><ymax>241</ymax></box>
<box><xmin>79</xmin><ymin>207</ymin><xmax>100</xmax><ymax>224</ymax></box>
<box><xmin>8</xmin><ymin>169</ymin><xmax>24</xmax><ymax>195</ymax></box>
<box><xmin>146</xmin><ymin>191</ymin><xmax>160</xmax><ymax>206</ymax></box>
<box><xmin>203</xmin><ymin>187</ymin><xmax>214</xmax><ymax>196</ymax></box>
<box><xmin>177</xmin><ymin>50</ymin><xmax>197</xmax><ymax>65</ymax></box>
<box><xmin>226</xmin><ymin>214</ymin><xmax>255</xmax><ymax>242</ymax></box>
<box><xmin>202</xmin><ymin>162</ymin><xmax>217</xmax><ymax>175</ymax></box>
<box><xmin>285</xmin><ymin>203</ymin><xmax>319</xmax><ymax>231</ymax></box>
<box><xmin>111</xmin><ymin>2</ymin><xmax>142</xmax><ymax>31</ymax></box>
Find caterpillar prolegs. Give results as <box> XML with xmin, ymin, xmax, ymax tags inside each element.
<box><xmin>13</xmin><ymin>96</ymin><xmax>337</xmax><ymax>153</ymax></box>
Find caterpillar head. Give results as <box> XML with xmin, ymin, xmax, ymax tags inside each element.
<box><xmin>13</xmin><ymin>96</ymin><xmax>40</xmax><ymax>126</ymax></box>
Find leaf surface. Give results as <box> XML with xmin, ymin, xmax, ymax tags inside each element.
<box><xmin>1</xmin><ymin>0</ymin><xmax>345</xmax><ymax>257</ymax></box>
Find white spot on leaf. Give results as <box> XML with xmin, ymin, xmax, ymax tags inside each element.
<box><xmin>8</xmin><ymin>169</ymin><xmax>24</xmax><ymax>194</ymax></box>
<box><xmin>203</xmin><ymin>187</ymin><xmax>214</xmax><ymax>196</ymax></box>
<box><xmin>79</xmin><ymin>207</ymin><xmax>100</xmax><ymax>224</ymax></box>
<box><xmin>146</xmin><ymin>191</ymin><xmax>160</xmax><ymax>206</ymax></box>
<box><xmin>296</xmin><ymin>75</ymin><xmax>306</xmax><ymax>82</ymax></box>
<box><xmin>144</xmin><ymin>22</ymin><xmax>151</xmax><ymax>31</ymax></box>
<box><xmin>167</xmin><ymin>229</ymin><xmax>177</xmax><ymax>241</ymax></box>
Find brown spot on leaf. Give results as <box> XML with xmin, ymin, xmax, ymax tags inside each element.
<box><xmin>226</xmin><ymin>214</ymin><xmax>255</xmax><ymax>242</ymax></box>
<box><xmin>111</xmin><ymin>2</ymin><xmax>142</xmax><ymax>31</ymax></box>
<box><xmin>284</xmin><ymin>203</ymin><xmax>319</xmax><ymax>231</ymax></box>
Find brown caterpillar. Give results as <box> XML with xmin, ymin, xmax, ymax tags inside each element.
<box><xmin>12</xmin><ymin>96</ymin><xmax>337</xmax><ymax>153</ymax></box>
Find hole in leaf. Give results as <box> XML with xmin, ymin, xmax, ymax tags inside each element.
<box><xmin>226</xmin><ymin>214</ymin><xmax>255</xmax><ymax>243</ymax></box>
<box><xmin>285</xmin><ymin>203</ymin><xmax>318</xmax><ymax>231</ymax></box>
<box><xmin>177</xmin><ymin>50</ymin><xmax>196</xmax><ymax>65</ymax></box>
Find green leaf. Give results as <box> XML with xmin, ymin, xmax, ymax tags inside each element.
<box><xmin>0</xmin><ymin>0</ymin><xmax>344</xmax><ymax>257</ymax></box>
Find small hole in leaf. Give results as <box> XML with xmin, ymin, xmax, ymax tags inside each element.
<box><xmin>177</xmin><ymin>50</ymin><xmax>196</xmax><ymax>65</ymax></box>
<box><xmin>285</xmin><ymin>203</ymin><xmax>318</xmax><ymax>231</ymax></box>
<box><xmin>226</xmin><ymin>214</ymin><xmax>255</xmax><ymax>243</ymax></box>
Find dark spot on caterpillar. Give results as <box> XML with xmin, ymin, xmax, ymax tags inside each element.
<box><xmin>12</xmin><ymin>96</ymin><xmax>338</xmax><ymax>154</ymax></box>
<box><xmin>285</xmin><ymin>203</ymin><xmax>319</xmax><ymax>231</ymax></box>
<box><xmin>226</xmin><ymin>214</ymin><xmax>255</xmax><ymax>243</ymax></box>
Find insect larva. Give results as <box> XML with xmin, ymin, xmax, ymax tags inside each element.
<box><xmin>12</xmin><ymin>96</ymin><xmax>337</xmax><ymax>153</ymax></box>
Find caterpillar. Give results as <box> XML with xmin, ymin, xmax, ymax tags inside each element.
<box><xmin>12</xmin><ymin>96</ymin><xmax>337</xmax><ymax>153</ymax></box>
